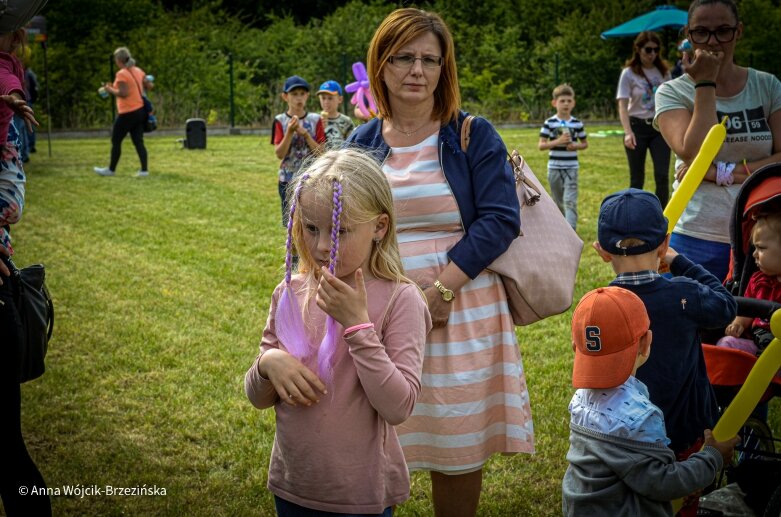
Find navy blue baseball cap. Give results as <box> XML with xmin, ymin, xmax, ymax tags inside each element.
<box><xmin>598</xmin><ymin>189</ymin><xmax>668</xmax><ymax>256</ymax></box>
<box><xmin>283</xmin><ymin>75</ymin><xmax>310</xmax><ymax>93</ymax></box>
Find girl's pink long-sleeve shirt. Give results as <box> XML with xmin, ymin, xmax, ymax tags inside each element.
<box><xmin>245</xmin><ymin>276</ymin><xmax>431</xmax><ymax>514</ymax></box>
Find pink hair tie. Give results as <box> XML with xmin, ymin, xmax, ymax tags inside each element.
<box><xmin>343</xmin><ymin>323</ymin><xmax>374</xmax><ymax>337</ymax></box>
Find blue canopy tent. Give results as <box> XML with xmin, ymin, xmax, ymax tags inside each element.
<box><xmin>601</xmin><ymin>5</ymin><xmax>688</xmax><ymax>39</ymax></box>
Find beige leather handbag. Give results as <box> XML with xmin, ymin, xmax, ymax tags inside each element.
<box><xmin>461</xmin><ymin>115</ymin><xmax>583</xmax><ymax>325</ymax></box>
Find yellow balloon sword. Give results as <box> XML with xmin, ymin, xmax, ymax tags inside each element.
<box><xmin>663</xmin><ymin>116</ymin><xmax>729</xmax><ymax>233</ymax></box>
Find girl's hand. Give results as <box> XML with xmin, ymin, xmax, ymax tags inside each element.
<box><xmin>0</xmin><ymin>95</ymin><xmax>38</xmax><ymax>132</ymax></box>
<box><xmin>259</xmin><ymin>348</ymin><xmax>326</xmax><ymax>406</ymax></box>
<box><xmin>682</xmin><ymin>49</ymin><xmax>722</xmax><ymax>82</ymax></box>
<box><xmin>422</xmin><ymin>285</ymin><xmax>452</xmax><ymax>328</ymax></box>
<box><xmin>623</xmin><ymin>132</ymin><xmax>636</xmax><ymax>150</ymax></box>
<box><xmin>316</xmin><ymin>267</ymin><xmax>370</xmax><ymax>329</ymax></box>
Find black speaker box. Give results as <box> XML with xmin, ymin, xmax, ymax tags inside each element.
<box><xmin>185</xmin><ymin>118</ymin><xmax>206</xmax><ymax>149</ymax></box>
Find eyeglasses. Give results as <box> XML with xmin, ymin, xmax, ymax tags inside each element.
<box><xmin>642</xmin><ymin>46</ymin><xmax>660</xmax><ymax>54</ymax></box>
<box><xmin>388</xmin><ymin>54</ymin><xmax>444</xmax><ymax>69</ymax></box>
<box><xmin>687</xmin><ymin>26</ymin><xmax>738</xmax><ymax>44</ymax></box>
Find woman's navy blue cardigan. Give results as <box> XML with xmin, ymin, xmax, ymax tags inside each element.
<box><xmin>347</xmin><ymin>111</ymin><xmax>520</xmax><ymax>279</ymax></box>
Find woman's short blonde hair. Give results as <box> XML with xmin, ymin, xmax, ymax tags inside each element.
<box><xmin>367</xmin><ymin>8</ymin><xmax>460</xmax><ymax>124</ymax></box>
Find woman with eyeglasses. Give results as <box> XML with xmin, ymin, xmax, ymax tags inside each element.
<box><xmin>616</xmin><ymin>31</ymin><xmax>672</xmax><ymax>207</ymax></box>
<box><xmin>655</xmin><ymin>0</ymin><xmax>781</xmax><ymax>283</ymax></box>
<box><xmin>349</xmin><ymin>8</ymin><xmax>533</xmax><ymax>517</ymax></box>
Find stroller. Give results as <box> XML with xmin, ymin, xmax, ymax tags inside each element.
<box><xmin>700</xmin><ymin>162</ymin><xmax>781</xmax><ymax>516</ymax></box>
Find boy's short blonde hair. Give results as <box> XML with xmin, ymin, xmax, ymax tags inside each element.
<box><xmin>552</xmin><ymin>84</ymin><xmax>575</xmax><ymax>100</ymax></box>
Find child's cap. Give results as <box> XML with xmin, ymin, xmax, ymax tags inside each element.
<box><xmin>571</xmin><ymin>286</ymin><xmax>650</xmax><ymax>389</ymax></box>
<box><xmin>317</xmin><ymin>80</ymin><xmax>343</xmax><ymax>96</ymax></box>
<box><xmin>598</xmin><ymin>188</ymin><xmax>668</xmax><ymax>256</ymax></box>
<box><xmin>283</xmin><ymin>75</ymin><xmax>310</xmax><ymax>93</ymax></box>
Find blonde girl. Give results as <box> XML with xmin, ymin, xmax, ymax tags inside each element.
<box><xmin>245</xmin><ymin>148</ymin><xmax>431</xmax><ymax>516</ymax></box>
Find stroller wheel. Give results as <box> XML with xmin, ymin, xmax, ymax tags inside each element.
<box><xmin>739</xmin><ymin>418</ymin><xmax>775</xmax><ymax>461</ymax></box>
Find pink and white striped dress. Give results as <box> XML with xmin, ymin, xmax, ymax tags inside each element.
<box><xmin>385</xmin><ymin>132</ymin><xmax>535</xmax><ymax>472</ymax></box>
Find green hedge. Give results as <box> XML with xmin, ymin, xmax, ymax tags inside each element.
<box><xmin>29</xmin><ymin>0</ymin><xmax>781</xmax><ymax>129</ymax></box>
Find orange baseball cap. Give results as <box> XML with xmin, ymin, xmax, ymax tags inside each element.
<box><xmin>571</xmin><ymin>286</ymin><xmax>650</xmax><ymax>389</ymax></box>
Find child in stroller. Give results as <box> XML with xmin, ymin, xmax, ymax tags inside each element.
<box><xmin>717</xmin><ymin>197</ymin><xmax>781</xmax><ymax>361</ymax></box>
<box><xmin>700</xmin><ymin>163</ymin><xmax>781</xmax><ymax>516</ymax></box>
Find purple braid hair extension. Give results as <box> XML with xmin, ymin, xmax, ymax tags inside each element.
<box><xmin>317</xmin><ymin>178</ymin><xmax>343</xmax><ymax>385</ymax></box>
<box><xmin>328</xmin><ymin>179</ymin><xmax>343</xmax><ymax>275</ymax></box>
<box><xmin>284</xmin><ymin>173</ymin><xmax>309</xmax><ymax>285</ymax></box>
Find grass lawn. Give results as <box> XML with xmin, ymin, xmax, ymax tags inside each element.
<box><xmin>14</xmin><ymin>127</ymin><xmax>780</xmax><ymax>516</ymax></box>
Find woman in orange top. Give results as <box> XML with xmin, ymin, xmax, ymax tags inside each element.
<box><xmin>94</xmin><ymin>46</ymin><xmax>152</xmax><ymax>177</ymax></box>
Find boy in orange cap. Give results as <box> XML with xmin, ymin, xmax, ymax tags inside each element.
<box><xmin>594</xmin><ymin>188</ymin><xmax>737</xmax><ymax>516</ymax></box>
<box><xmin>562</xmin><ymin>286</ymin><xmax>738</xmax><ymax>516</ymax></box>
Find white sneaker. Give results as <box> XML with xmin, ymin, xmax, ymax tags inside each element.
<box><xmin>93</xmin><ymin>166</ymin><xmax>115</xmax><ymax>176</ymax></box>
<box><xmin>135</xmin><ymin>170</ymin><xmax>149</xmax><ymax>177</ymax></box>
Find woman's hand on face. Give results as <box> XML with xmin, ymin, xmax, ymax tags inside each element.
<box><xmin>260</xmin><ymin>348</ymin><xmax>327</xmax><ymax>406</ymax></box>
<box><xmin>422</xmin><ymin>285</ymin><xmax>451</xmax><ymax>328</ymax></box>
<box><xmin>316</xmin><ymin>267</ymin><xmax>370</xmax><ymax>329</ymax></box>
<box><xmin>682</xmin><ymin>49</ymin><xmax>723</xmax><ymax>82</ymax></box>
<box><xmin>623</xmin><ymin>132</ymin><xmax>636</xmax><ymax>150</ymax></box>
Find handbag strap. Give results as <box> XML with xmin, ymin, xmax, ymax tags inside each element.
<box><xmin>640</xmin><ymin>70</ymin><xmax>658</xmax><ymax>101</ymax></box>
<box><xmin>128</xmin><ymin>66</ymin><xmax>145</xmax><ymax>101</ymax></box>
<box><xmin>460</xmin><ymin>115</ymin><xmax>474</xmax><ymax>153</ymax></box>
<box><xmin>460</xmin><ymin>114</ymin><xmax>542</xmax><ymax>206</ymax></box>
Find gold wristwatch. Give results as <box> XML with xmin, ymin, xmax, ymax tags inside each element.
<box><xmin>433</xmin><ymin>280</ymin><xmax>455</xmax><ymax>302</ymax></box>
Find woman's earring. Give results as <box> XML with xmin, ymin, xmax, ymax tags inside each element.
<box><xmin>373</xmin><ymin>237</ymin><xmax>381</xmax><ymax>246</ymax></box>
